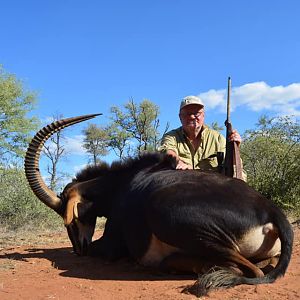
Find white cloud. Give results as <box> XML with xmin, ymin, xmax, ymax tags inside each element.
<box><xmin>42</xmin><ymin>134</ymin><xmax>87</xmax><ymax>156</ymax></box>
<box><xmin>43</xmin><ymin>116</ymin><xmax>55</xmax><ymax>124</ymax></box>
<box><xmin>64</xmin><ymin>135</ymin><xmax>87</xmax><ymax>155</ymax></box>
<box><xmin>198</xmin><ymin>82</ymin><xmax>300</xmax><ymax>116</ymax></box>
<box><xmin>73</xmin><ymin>163</ymin><xmax>89</xmax><ymax>174</ymax></box>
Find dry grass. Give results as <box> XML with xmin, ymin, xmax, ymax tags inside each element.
<box><xmin>0</xmin><ymin>258</ymin><xmax>16</xmax><ymax>271</ymax></box>
<box><xmin>0</xmin><ymin>217</ymin><xmax>106</xmax><ymax>248</ymax></box>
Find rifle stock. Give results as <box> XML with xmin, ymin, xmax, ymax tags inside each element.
<box><xmin>224</xmin><ymin>77</ymin><xmax>243</xmax><ymax>179</ymax></box>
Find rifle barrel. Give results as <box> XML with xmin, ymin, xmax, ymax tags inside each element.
<box><xmin>227</xmin><ymin>77</ymin><xmax>231</xmax><ymax>124</ymax></box>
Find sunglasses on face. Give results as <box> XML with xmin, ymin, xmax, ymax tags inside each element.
<box><xmin>180</xmin><ymin>111</ymin><xmax>203</xmax><ymax>118</ymax></box>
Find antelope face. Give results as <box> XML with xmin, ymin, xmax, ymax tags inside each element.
<box><xmin>63</xmin><ymin>190</ymin><xmax>97</xmax><ymax>256</ymax></box>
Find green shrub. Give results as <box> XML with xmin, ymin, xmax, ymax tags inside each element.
<box><xmin>0</xmin><ymin>166</ymin><xmax>62</xmax><ymax>230</ymax></box>
<box><xmin>241</xmin><ymin>115</ymin><xmax>300</xmax><ymax>215</ymax></box>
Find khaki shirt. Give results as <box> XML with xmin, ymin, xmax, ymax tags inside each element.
<box><xmin>158</xmin><ymin>125</ymin><xmax>226</xmax><ymax>171</ymax></box>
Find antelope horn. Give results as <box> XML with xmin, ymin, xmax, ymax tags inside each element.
<box><xmin>24</xmin><ymin>114</ymin><xmax>102</xmax><ymax>215</ymax></box>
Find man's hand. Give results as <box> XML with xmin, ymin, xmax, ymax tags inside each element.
<box><xmin>166</xmin><ymin>149</ymin><xmax>193</xmax><ymax>170</ymax></box>
<box><xmin>176</xmin><ymin>160</ymin><xmax>193</xmax><ymax>170</ymax></box>
<box><xmin>229</xmin><ymin>129</ymin><xmax>242</xmax><ymax>146</ymax></box>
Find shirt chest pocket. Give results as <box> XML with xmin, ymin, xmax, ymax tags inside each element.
<box><xmin>178</xmin><ymin>144</ymin><xmax>193</xmax><ymax>160</ymax></box>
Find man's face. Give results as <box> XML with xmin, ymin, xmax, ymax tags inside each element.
<box><xmin>179</xmin><ymin>104</ymin><xmax>204</xmax><ymax>131</ymax></box>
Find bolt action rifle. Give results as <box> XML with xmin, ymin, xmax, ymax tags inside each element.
<box><xmin>223</xmin><ymin>77</ymin><xmax>243</xmax><ymax>179</ymax></box>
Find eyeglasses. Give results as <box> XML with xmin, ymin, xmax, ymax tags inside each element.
<box><xmin>180</xmin><ymin>111</ymin><xmax>203</xmax><ymax>118</ymax></box>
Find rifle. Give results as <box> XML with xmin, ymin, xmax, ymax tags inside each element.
<box><xmin>223</xmin><ymin>77</ymin><xmax>243</xmax><ymax>179</ymax></box>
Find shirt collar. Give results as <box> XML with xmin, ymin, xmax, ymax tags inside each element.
<box><xmin>180</xmin><ymin>124</ymin><xmax>208</xmax><ymax>139</ymax></box>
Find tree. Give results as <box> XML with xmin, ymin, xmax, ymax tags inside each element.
<box><xmin>210</xmin><ymin>121</ymin><xmax>224</xmax><ymax>132</ymax></box>
<box><xmin>241</xmin><ymin>115</ymin><xmax>300</xmax><ymax>210</ymax></box>
<box><xmin>106</xmin><ymin>123</ymin><xmax>132</xmax><ymax>160</ymax></box>
<box><xmin>42</xmin><ymin>114</ymin><xmax>69</xmax><ymax>191</ymax></box>
<box><xmin>109</xmin><ymin>99</ymin><xmax>163</xmax><ymax>156</ymax></box>
<box><xmin>0</xmin><ymin>66</ymin><xmax>38</xmax><ymax>163</ymax></box>
<box><xmin>82</xmin><ymin>123</ymin><xmax>109</xmax><ymax>165</ymax></box>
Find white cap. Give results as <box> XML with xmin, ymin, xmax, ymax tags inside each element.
<box><xmin>180</xmin><ymin>95</ymin><xmax>204</xmax><ymax>110</ymax></box>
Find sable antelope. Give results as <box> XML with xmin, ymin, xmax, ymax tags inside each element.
<box><xmin>24</xmin><ymin>115</ymin><xmax>293</xmax><ymax>296</ymax></box>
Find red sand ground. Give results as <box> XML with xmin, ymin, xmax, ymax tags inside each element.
<box><xmin>0</xmin><ymin>224</ymin><xmax>299</xmax><ymax>300</ymax></box>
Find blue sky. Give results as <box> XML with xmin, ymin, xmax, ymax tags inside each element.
<box><xmin>1</xmin><ymin>1</ymin><xmax>300</xmax><ymax>177</ymax></box>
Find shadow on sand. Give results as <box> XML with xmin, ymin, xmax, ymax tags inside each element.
<box><xmin>0</xmin><ymin>246</ymin><xmax>195</xmax><ymax>282</ymax></box>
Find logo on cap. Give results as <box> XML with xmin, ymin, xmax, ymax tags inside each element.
<box><xmin>180</xmin><ymin>96</ymin><xmax>204</xmax><ymax>110</ymax></box>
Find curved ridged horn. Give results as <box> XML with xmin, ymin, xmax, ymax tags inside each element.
<box><xmin>24</xmin><ymin>114</ymin><xmax>102</xmax><ymax>215</ymax></box>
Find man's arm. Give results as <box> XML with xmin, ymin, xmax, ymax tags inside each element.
<box><xmin>165</xmin><ymin>149</ymin><xmax>193</xmax><ymax>170</ymax></box>
<box><xmin>158</xmin><ymin>133</ymin><xmax>193</xmax><ymax>170</ymax></box>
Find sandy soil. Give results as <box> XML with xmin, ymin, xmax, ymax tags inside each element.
<box><xmin>0</xmin><ymin>224</ymin><xmax>299</xmax><ymax>300</ymax></box>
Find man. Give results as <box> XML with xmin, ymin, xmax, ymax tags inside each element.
<box><xmin>158</xmin><ymin>95</ymin><xmax>242</xmax><ymax>172</ymax></box>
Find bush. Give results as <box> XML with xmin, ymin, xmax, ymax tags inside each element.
<box><xmin>0</xmin><ymin>166</ymin><xmax>62</xmax><ymax>230</ymax></box>
<box><xmin>241</xmin><ymin>115</ymin><xmax>300</xmax><ymax>214</ymax></box>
